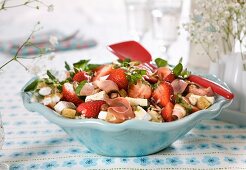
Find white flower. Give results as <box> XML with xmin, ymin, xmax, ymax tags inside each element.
<box><xmin>47</xmin><ymin>4</ymin><xmax>54</xmax><ymax>12</ymax></box>
<box><xmin>182</xmin><ymin>0</ymin><xmax>246</xmax><ymax>63</ymax></box>
<box><xmin>49</xmin><ymin>36</ymin><xmax>58</xmax><ymax>47</ymax></box>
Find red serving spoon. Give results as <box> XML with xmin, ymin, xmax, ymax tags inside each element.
<box><xmin>107</xmin><ymin>40</ymin><xmax>234</xmax><ymax>100</ymax></box>
<box><xmin>108</xmin><ymin>40</ymin><xmax>152</xmax><ymax>63</ymax></box>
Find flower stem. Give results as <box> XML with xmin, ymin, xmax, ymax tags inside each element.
<box><xmin>0</xmin><ymin>57</ymin><xmax>15</xmax><ymax>70</ymax></box>
<box><xmin>16</xmin><ymin>59</ymin><xmax>28</xmax><ymax>70</ymax></box>
<box><xmin>0</xmin><ymin>22</ymin><xmax>41</xmax><ymax>70</ymax></box>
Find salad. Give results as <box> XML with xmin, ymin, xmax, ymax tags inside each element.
<box><xmin>25</xmin><ymin>58</ymin><xmax>217</xmax><ymax>123</ymax></box>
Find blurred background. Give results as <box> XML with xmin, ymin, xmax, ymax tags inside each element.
<box><xmin>0</xmin><ymin>0</ymin><xmax>209</xmax><ymax>70</ymax></box>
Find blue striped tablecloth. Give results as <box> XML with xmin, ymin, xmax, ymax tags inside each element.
<box><xmin>0</xmin><ymin>63</ymin><xmax>246</xmax><ymax>170</ymax></box>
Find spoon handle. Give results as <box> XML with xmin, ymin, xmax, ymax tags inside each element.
<box><xmin>188</xmin><ymin>75</ymin><xmax>234</xmax><ymax>100</ymax></box>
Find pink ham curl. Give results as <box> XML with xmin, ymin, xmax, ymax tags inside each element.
<box><xmin>188</xmin><ymin>84</ymin><xmax>214</xmax><ymax>96</ymax></box>
<box><xmin>171</xmin><ymin>79</ymin><xmax>188</xmax><ymax>95</ymax></box>
<box><xmin>79</xmin><ymin>83</ymin><xmax>95</xmax><ymax>96</ymax></box>
<box><xmin>105</xmin><ymin>97</ymin><xmax>135</xmax><ymax>123</ymax></box>
<box><xmin>93</xmin><ymin>80</ymin><xmax>119</xmax><ymax>93</ymax></box>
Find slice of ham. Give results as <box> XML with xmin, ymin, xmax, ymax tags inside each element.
<box><xmin>79</xmin><ymin>83</ymin><xmax>95</xmax><ymax>96</ymax></box>
<box><xmin>128</xmin><ymin>80</ymin><xmax>152</xmax><ymax>99</ymax></box>
<box><xmin>93</xmin><ymin>80</ymin><xmax>119</xmax><ymax>93</ymax></box>
<box><xmin>172</xmin><ymin>104</ymin><xmax>186</xmax><ymax>120</ymax></box>
<box><xmin>188</xmin><ymin>84</ymin><xmax>214</xmax><ymax>96</ymax></box>
<box><xmin>105</xmin><ymin>97</ymin><xmax>135</xmax><ymax>123</ymax></box>
<box><xmin>138</xmin><ymin>64</ymin><xmax>158</xmax><ymax>84</ymax></box>
<box><xmin>171</xmin><ymin>79</ymin><xmax>188</xmax><ymax>95</ymax></box>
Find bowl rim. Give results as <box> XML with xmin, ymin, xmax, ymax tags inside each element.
<box><xmin>21</xmin><ymin>74</ymin><xmax>232</xmax><ymax>132</ymax></box>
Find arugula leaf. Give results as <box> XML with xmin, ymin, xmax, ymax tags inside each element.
<box><xmin>172</xmin><ymin>57</ymin><xmax>191</xmax><ymax>78</ymax></box>
<box><xmin>75</xmin><ymin>80</ymin><xmax>87</xmax><ymax>96</ymax></box>
<box><xmin>65</xmin><ymin>61</ymin><xmax>71</xmax><ymax>71</ymax></box>
<box><xmin>180</xmin><ymin>68</ymin><xmax>191</xmax><ymax>78</ymax></box>
<box><xmin>118</xmin><ymin>58</ymin><xmax>131</xmax><ymax>67</ymax></box>
<box><xmin>172</xmin><ymin>63</ymin><xmax>183</xmax><ymax>77</ymax></box>
<box><xmin>155</xmin><ymin>58</ymin><xmax>168</xmax><ymax>68</ymax></box>
<box><xmin>73</xmin><ymin>60</ymin><xmax>100</xmax><ymax>72</ymax></box>
<box><xmin>47</xmin><ymin>70</ymin><xmax>56</xmax><ymax>80</ymax></box>
<box><xmin>24</xmin><ymin>79</ymin><xmax>39</xmax><ymax>92</ymax></box>
<box><xmin>73</xmin><ymin>60</ymin><xmax>90</xmax><ymax>70</ymax></box>
<box><xmin>127</xmin><ymin>69</ymin><xmax>147</xmax><ymax>84</ymax></box>
<box><xmin>134</xmin><ymin>69</ymin><xmax>147</xmax><ymax>75</ymax></box>
<box><xmin>178</xmin><ymin>57</ymin><xmax>183</xmax><ymax>64</ymax></box>
<box><xmin>87</xmin><ymin>64</ymin><xmax>100</xmax><ymax>71</ymax></box>
<box><xmin>175</xmin><ymin>94</ymin><xmax>192</xmax><ymax>114</ymax></box>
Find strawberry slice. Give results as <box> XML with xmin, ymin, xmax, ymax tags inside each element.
<box><xmin>128</xmin><ymin>80</ymin><xmax>152</xmax><ymax>99</ymax></box>
<box><xmin>92</xmin><ymin>64</ymin><xmax>113</xmax><ymax>81</ymax></box>
<box><xmin>73</xmin><ymin>71</ymin><xmax>90</xmax><ymax>82</ymax></box>
<box><xmin>77</xmin><ymin>100</ymin><xmax>106</xmax><ymax>118</ymax></box>
<box><xmin>157</xmin><ymin>67</ymin><xmax>175</xmax><ymax>82</ymax></box>
<box><xmin>107</xmin><ymin>68</ymin><xmax>128</xmax><ymax>89</ymax></box>
<box><xmin>152</xmin><ymin>81</ymin><xmax>174</xmax><ymax>107</ymax></box>
<box><xmin>62</xmin><ymin>83</ymin><xmax>83</xmax><ymax>106</ymax></box>
<box><xmin>164</xmin><ymin>73</ymin><xmax>176</xmax><ymax>83</ymax></box>
<box><xmin>161</xmin><ymin>101</ymin><xmax>174</xmax><ymax>122</ymax></box>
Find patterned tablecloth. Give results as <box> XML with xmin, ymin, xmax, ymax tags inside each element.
<box><xmin>1</xmin><ymin>63</ymin><xmax>246</xmax><ymax>170</ymax></box>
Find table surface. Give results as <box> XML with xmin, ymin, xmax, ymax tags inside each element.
<box><xmin>0</xmin><ymin>62</ymin><xmax>246</xmax><ymax>170</ymax></box>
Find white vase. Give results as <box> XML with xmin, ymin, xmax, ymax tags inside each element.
<box><xmin>208</xmin><ymin>61</ymin><xmax>225</xmax><ymax>80</ymax></box>
<box><xmin>223</xmin><ymin>53</ymin><xmax>243</xmax><ymax>111</ymax></box>
<box><xmin>240</xmin><ymin>71</ymin><xmax>246</xmax><ymax>113</ymax></box>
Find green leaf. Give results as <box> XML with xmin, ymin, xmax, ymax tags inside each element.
<box><xmin>118</xmin><ymin>58</ymin><xmax>131</xmax><ymax>67</ymax></box>
<box><xmin>181</xmin><ymin>68</ymin><xmax>191</xmax><ymax>78</ymax></box>
<box><xmin>175</xmin><ymin>94</ymin><xmax>192</xmax><ymax>114</ymax></box>
<box><xmin>24</xmin><ymin>79</ymin><xmax>39</xmax><ymax>92</ymax></box>
<box><xmin>65</xmin><ymin>61</ymin><xmax>71</xmax><ymax>71</ymax></box>
<box><xmin>178</xmin><ymin>57</ymin><xmax>183</xmax><ymax>64</ymax></box>
<box><xmin>87</xmin><ymin>64</ymin><xmax>100</xmax><ymax>71</ymax></box>
<box><xmin>47</xmin><ymin>70</ymin><xmax>56</xmax><ymax>80</ymax></box>
<box><xmin>127</xmin><ymin>69</ymin><xmax>147</xmax><ymax>84</ymax></box>
<box><xmin>134</xmin><ymin>69</ymin><xmax>147</xmax><ymax>75</ymax></box>
<box><xmin>173</xmin><ymin>63</ymin><xmax>183</xmax><ymax>77</ymax></box>
<box><xmin>155</xmin><ymin>58</ymin><xmax>168</xmax><ymax>68</ymax></box>
<box><xmin>75</xmin><ymin>80</ymin><xmax>87</xmax><ymax>96</ymax></box>
<box><xmin>73</xmin><ymin>60</ymin><xmax>90</xmax><ymax>70</ymax></box>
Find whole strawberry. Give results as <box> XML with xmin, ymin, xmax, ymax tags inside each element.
<box><xmin>107</xmin><ymin>68</ymin><xmax>128</xmax><ymax>90</ymax></box>
<box><xmin>77</xmin><ymin>100</ymin><xmax>106</xmax><ymax>118</ymax></box>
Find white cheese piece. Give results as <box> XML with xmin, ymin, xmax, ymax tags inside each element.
<box><xmin>205</xmin><ymin>96</ymin><xmax>215</xmax><ymax>104</ymax></box>
<box><xmin>85</xmin><ymin>91</ymin><xmax>107</xmax><ymax>102</ymax></box>
<box><xmin>51</xmin><ymin>94</ymin><xmax>62</xmax><ymax>103</ymax></box>
<box><xmin>39</xmin><ymin>87</ymin><xmax>52</xmax><ymax>96</ymax></box>
<box><xmin>54</xmin><ymin>101</ymin><xmax>76</xmax><ymax>113</ymax></box>
<box><xmin>134</xmin><ymin>106</ymin><xmax>151</xmax><ymax>121</ymax></box>
<box><xmin>42</xmin><ymin>97</ymin><xmax>52</xmax><ymax>106</ymax></box>
<box><xmin>41</xmin><ymin>94</ymin><xmax>62</xmax><ymax>107</ymax></box>
<box><xmin>98</xmin><ymin>111</ymin><xmax>108</xmax><ymax>120</ymax></box>
<box><xmin>188</xmin><ymin>94</ymin><xmax>199</xmax><ymax>105</ymax></box>
<box><xmin>188</xmin><ymin>94</ymin><xmax>215</xmax><ymax>105</ymax></box>
<box><xmin>125</xmin><ymin>97</ymin><xmax>148</xmax><ymax>106</ymax></box>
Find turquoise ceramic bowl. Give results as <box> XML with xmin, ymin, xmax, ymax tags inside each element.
<box><xmin>21</xmin><ymin>74</ymin><xmax>232</xmax><ymax>157</ymax></box>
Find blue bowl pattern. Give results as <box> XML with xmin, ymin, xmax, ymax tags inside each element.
<box><xmin>21</xmin><ymin>74</ymin><xmax>232</xmax><ymax>157</ymax></box>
